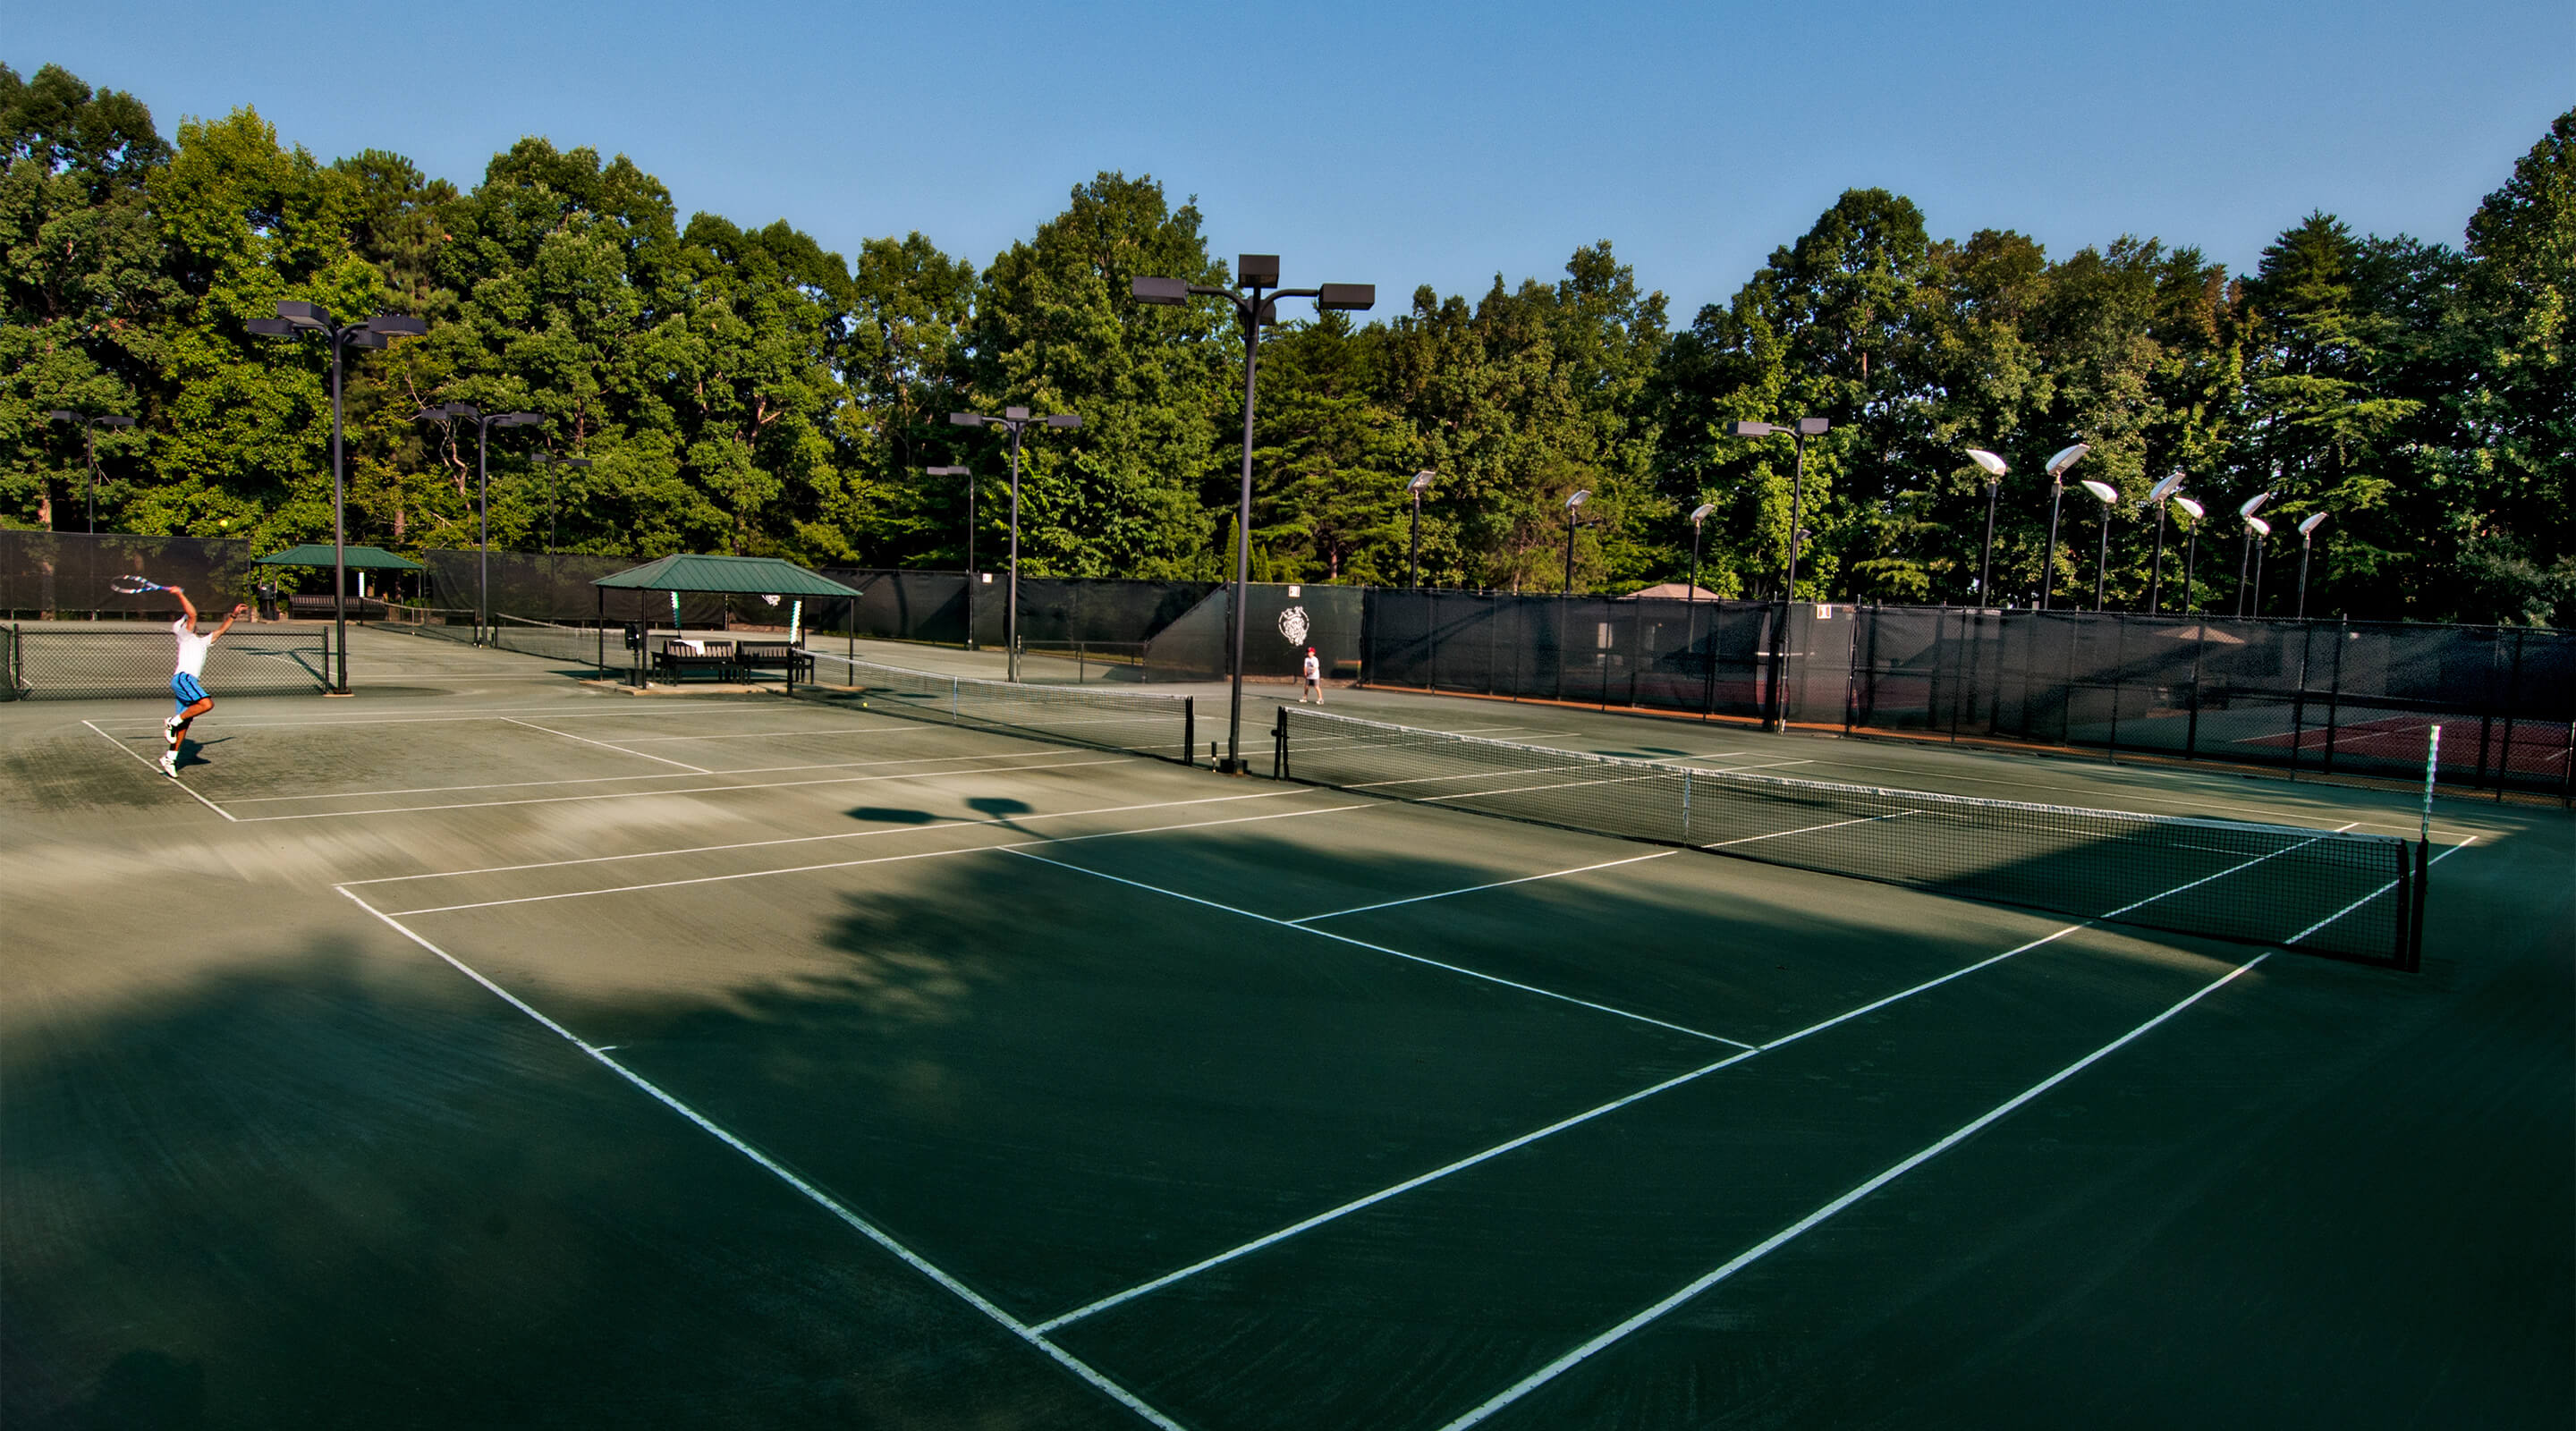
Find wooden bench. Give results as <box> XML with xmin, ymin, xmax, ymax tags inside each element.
<box><xmin>731</xmin><ymin>640</ymin><xmax>813</xmax><ymax>688</ymax></box>
<box><xmin>289</xmin><ymin>595</ymin><xmax>387</xmax><ymax>621</ymax></box>
<box><xmin>652</xmin><ymin>638</ymin><xmax>734</xmax><ymax>682</ymax></box>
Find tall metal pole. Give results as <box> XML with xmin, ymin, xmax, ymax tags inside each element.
<box><xmin>1979</xmin><ymin>478</ymin><xmax>1999</xmax><ymax>605</ymax></box>
<box><xmin>966</xmin><ymin>469</ymin><xmax>976</xmax><ymax>648</ymax></box>
<box><xmin>1688</xmin><ymin>521</ymin><xmax>1703</xmax><ymax>608</ymax></box>
<box><xmin>330</xmin><ymin>334</ymin><xmax>348</xmax><ymax>692</ymax></box>
<box><xmin>477</xmin><ymin>417</ymin><xmax>490</xmax><ymax>647</ymax></box>
<box><xmin>1008</xmin><ymin>423</ymin><xmax>1024</xmax><ymax>683</ymax></box>
<box><xmin>1563</xmin><ymin>510</ymin><xmax>1577</xmax><ymax>593</ymax></box>
<box><xmin>1785</xmin><ymin>428</ymin><xmax>1809</xmax><ymax>599</ymax></box>
<box><xmin>83</xmin><ymin>424</ymin><xmax>98</xmax><ymax>535</ymax></box>
<box><xmin>1226</xmin><ymin>302</ymin><xmax>1261</xmax><ymax>770</ymax></box>
<box><xmin>1409</xmin><ymin>488</ymin><xmax>1422</xmax><ymax>588</ymax></box>
<box><xmin>2094</xmin><ymin>502</ymin><xmax>2110</xmax><ymax>611</ymax></box>
<box><xmin>2250</xmin><ymin>531</ymin><xmax>2266</xmax><ymax>615</ymax></box>
<box><xmin>2149</xmin><ymin>504</ymin><xmax>2168</xmax><ymax>615</ymax></box>
<box><xmin>2297</xmin><ymin>532</ymin><xmax>2314</xmax><ymax>620</ymax></box>
<box><xmin>2182</xmin><ymin>523</ymin><xmax>2199</xmax><ymax>614</ymax></box>
<box><xmin>2040</xmin><ymin>475</ymin><xmax>2065</xmax><ymax>610</ymax></box>
<box><xmin>2236</xmin><ymin>530</ymin><xmax>2255</xmax><ymax>617</ymax></box>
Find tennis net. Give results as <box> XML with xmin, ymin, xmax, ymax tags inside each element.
<box><xmin>805</xmin><ymin>650</ymin><xmax>1195</xmax><ymax>765</ymax></box>
<box><xmin>1274</xmin><ymin>708</ymin><xmax>2421</xmax><ymax>967</ymax></box>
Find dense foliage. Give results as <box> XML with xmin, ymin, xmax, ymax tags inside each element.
<box><xmin>4</xmin><ymin>63</ymin><xmax>2568</xmax><ymax>622</ymax></box>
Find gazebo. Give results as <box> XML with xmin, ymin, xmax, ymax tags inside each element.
<box><xmin>590</xmin><ymin>554</ymin><xmax>862</xmax><ymax>690</ymax></box>
<box><xmin>254</xmin><ymin>544</ymin><xmax>426</xmax><ymax>614</ymax></box>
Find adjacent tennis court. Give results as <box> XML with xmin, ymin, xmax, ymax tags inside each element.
<box><xmin>4</xmin><ymin>628</ymin><xmax>2567</xmax><ymax>1429</ymax></box>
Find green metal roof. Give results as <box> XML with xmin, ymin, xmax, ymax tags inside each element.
<box><xmin>589</xmin><ymin>554</ymin><xmax>862</xmax><ymax>597</ymax></box>
<box><xmin>254</xmin><ymin>544</ymin><xmax>424</xmax><ymax>571</ymax></box>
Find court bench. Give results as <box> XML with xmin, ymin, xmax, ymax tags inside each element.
<box><xmin>730</xmin><ymin>640</ymin><xmax>812</xmax><ymax>685</ymax></box>
<box><xmin>652</xmin><ymin>638</ymin><xmax>734</xmax><ymax>682</ymax></box>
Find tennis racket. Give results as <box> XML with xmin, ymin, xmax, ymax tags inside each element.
<box><xmin>110</xmin><ymin>575</ymin><xmax>179</xmax><ymax>596</ymax></box>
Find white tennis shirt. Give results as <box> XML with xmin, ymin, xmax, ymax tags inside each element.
<box><xmin>172</xmin><ymin>617</ymin><xmax>214</xmax><ymax>678</ymax></box>
<box><xmin>1302</xmin><ymin>653</ymin><xmax>1320</xmax><ymax>681</ymax></box>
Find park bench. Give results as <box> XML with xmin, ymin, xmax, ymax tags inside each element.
<box><xmin>731</xmin><ymin>640</ymin><xmax>813</xmax><ymax>688</ymax></box>
<box><xmin>652</xmin><ymin>638</ymin><xmax>734</xmax><ymax>682</ymax></box>
<box><xmin>289</xmin><ymin>595</ymin><xmax>386</xmax><ymax>621</ymax></box>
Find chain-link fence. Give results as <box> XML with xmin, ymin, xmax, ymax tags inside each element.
<box><xmin>1358</xmin><ymin>590</ymin><xmax>2572</xmax><ymax>800</ymax></box>
<box><xmin>1845</xmin><ymin>609</ymin><xmax>2575</xmax><ymax>799</ymax></box>
<box><xmin>4</xmin><ymin>621</ymin><xmax>330</xmax><ymax>700</ymax></box>
<box><xmin>0</xmin><ymin>531</ymin><xmax>256</xmax><ymax>620</ymax></box>
<box><xmin>1360</xmin><ymin>590</ymin><xmax>1778</xmax><ymax>722</ymax></box>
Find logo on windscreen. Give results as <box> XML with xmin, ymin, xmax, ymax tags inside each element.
<box><xmin>1277</xmin><ymin>606</ymin><xmax>1310</xmax><ymax>646</ymax></box>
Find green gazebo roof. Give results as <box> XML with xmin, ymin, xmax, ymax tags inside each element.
<box><xmin>590</xmin><ymin>554</ymin><xmax>861</xmax><ymax>597</ymax></box>
<box><xmin>254</xmin><ymin>544</ymin><xmax>423</xmax><ymax>571</ymax></box>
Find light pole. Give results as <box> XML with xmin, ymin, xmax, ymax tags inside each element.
<box><xmin>1406</xmin><ymin>470</ymin><xmax>1435</xmax><ymax>588</ymax></box>
<box><xmin>2079</xmin><ymin>478</ymin><xmax>2121</xmax><ymax>610</ymax></box>
<box><xmin>247</xmin><ymin>301</ymin><xmax>425</xmax><ymax>693</ymax></box>
<box><xmin>2145</xmin><ymin>472</ymin><xmax>2186</xmax><ymax>614</ymax></box>
<box><xmin>530</xmin><ymin>453</ymin><xmax>590</xmax><ymax>556</ymax></box>
<box><xmin>2295</xmin><ymin>511</ymin><xmax>2327</xmax><ymax>619</ymax></box>
<box><xmin>1966</xmin><ymin>447</ymin><xmax>2007</xmax><ymax>605</ymax></box>
<box><xmin>2234</xmin><ymin>491</ymin><xmax>2273</xmax><ymax>617</ymax></box>
<box><xmin>1134</xmin><ymin>255</ymin><xmax>1375</xmax><ymax>772</ymax></box>
<box><xmin>2037</xmin><ymin>442</ymin><xmax>2090</xmax><ymax>610</ymax></box>
<box><xmin>947</xmin><ymin>409</ymin><xmax>1079</xmax><ymax>682</ymax></box>
<box><xmin>1687</xmin><ymin>501</ymin><xmax>1716</xmax><ymax>608</ymax></box>
<box><xmin>2174</xmin><ymin>496</ymin><xmax>2206</xmax><ymax>613</ymax></box>
<box><xmin>1562</xmin><ymin>489</ymin><xmax>1593</xmax><ymax>593</ymax></box>
<box><xmin>1732</xmin><ymin>418</ymin><xmax>1830</xmax><ymax>599</ymax></box>
<box><xmin>927</xmin><ymin>464</ymin><xmax>973</xmax><ymax>646</ymax></box>
<box><xmin>44</xmin><ymin>410</ymin><xmax>136</xmax><ymax>533</ymax></box>
<box><xmin>416</xmin><ymin>402</ymin><xmax>541</xmax><ymax>643</ymax></box>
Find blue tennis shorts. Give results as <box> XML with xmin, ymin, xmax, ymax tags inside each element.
<box><xmin>171</xmin><ymin>672</ymin><xmax>208</xmax><ymax>710</ymax></box>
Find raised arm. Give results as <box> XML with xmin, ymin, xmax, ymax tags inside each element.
<box><xmin>173</xmin><ymin>586</ymin><xmax>199</xmax><ymax>626</ymax></box>
<box><xmin>208</xmin><ymin>603</ymin><xmax>248</xmax><ymax>641</ymax></box>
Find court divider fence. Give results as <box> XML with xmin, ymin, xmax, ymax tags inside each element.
<box><xmin>2</xmin><ymin>622</ymin><xmax>331</xmax><ymax>700</ymax></box>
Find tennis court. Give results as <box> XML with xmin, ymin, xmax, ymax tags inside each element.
<box><xmin>4</xmin><ymin>627</ymin><xmax>2567</xmax><ymax>1429</ymax></box>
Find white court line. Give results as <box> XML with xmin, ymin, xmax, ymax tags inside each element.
<box><xmin>221</xmin><ymin>745</ymin><xmax>1083</xmax><ymax>804</ymax></box>
<box><xmin>84</xmin><ymin>704</ymin><xmax>822</xmax><ymax>732</ymax></box>
<box><xmin>225</xmin><ymin>755</ymin><xmax>1131</xmax><ymax>823</ymax></box>
<box><xmin>343</xmin><ymin>788</ymin><xmax>1317</xmax><ymax>885</ymax></box>
<box><xmin>1703</xmin><ymin>809</ymin><xmax>1921</xmax><ymax>849</ymax></box>
<box><xmin>503</xmin><ymin>716</ymin><xmax>711</xmax><ymax>773</ymax></box>
<box><xmin>1001</xmin><ymin>847</ymin><xmax>1755</xmax><ymax>1049</ymax></box>
<box><xmin>590</xmin><ymin>725</ymin><xmax>916</xmax><ymax>743</ymax></box>
<box><xmin>81</xmin><ymin>719</ymin><xmax>238</xmax><ymax>822</ymax></box>
<box><xmin>335</xmin><ymin>888</ymin><xmax>1187</xmax><ymax>1431</ymax></box>
<box><xmin>1033</xmin><ymin>824</ymin><xmax>2393</xmax><ymax>1333</ymax></box>
<box><xmin>386</xmin><ymin>800</ymin><xmax>1379</xmax><ymax>916</ymax></box>
<box><xmin>1031</xmin><ymin>919</ymin><xmax>2095</xmax><ymax>1335</ymax></box>
<box><xmin>1287</xmin><ymin>851</ymin><xmax>1680</xmax><ymax>924</ymax></box>
<box><xmin>1435</xmin><ymin>946</ymin><xmax>2277</xmax><ymax>1430</ymax></box>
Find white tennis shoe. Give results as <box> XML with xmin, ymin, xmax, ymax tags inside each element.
<box><xmin>164</xmin><ymin>714</ymin><xmax>182</xmax><ymax>741</ymax></box>
<box><xmin>157</xmin><ymin>750</ymin><xmax>179</xmax><ymax>779</ymax></box>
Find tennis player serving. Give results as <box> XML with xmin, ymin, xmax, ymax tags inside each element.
<box><xmin>160</xmin><ymin>587</ymin><xmax>246</xmax><ymax>779</ymax></box>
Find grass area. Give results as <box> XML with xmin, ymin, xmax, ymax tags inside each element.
<box><xmin>3</xmin><ymin>627</ymin><xmax>2567</xmax><ymax>1429</ymax></box>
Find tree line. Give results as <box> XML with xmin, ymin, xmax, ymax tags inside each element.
<box><xmin>4</xmin><ymin>62</ymin><xmax>2569</xmax><ymax>624</ymax></box>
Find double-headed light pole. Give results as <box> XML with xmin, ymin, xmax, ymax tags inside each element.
<box><xmin>2235</xmin><ymin>490</ymin><xmax>2274</xmax><ymax>616</ymax></box>
<box><xmin>1731</xmin><ymin>418</ymin><xmax>1829</xmax><ymax>599</ymax></box>
<box><xmin>947</xmin><ymin>408</ymin><xmax>1080</xmax><ymax>682</ymax></box>
<box><xmin>2144</xmin><ymin>472</ymin><xmax>2188</xmax><ymax>614</ymax></box>
<box><xmin>2078</xmin><ymin>478</ymin><xmax>2122</xmax><ymax>610</ymax></box>
<box><xmin>248</xmin><ymin>301</ymin><xmax>425</xmax><ymax>693</ymax></box>
<box><xmin>44</xmin><ymin>409</ymin><xmax>136</xmax><ymax>533</ymax></box>
<box><xmin>926</xmin><ymin>463</ymin><xmax>975</xmax><ymax>646</ymax></box>
<box><xmin>1134</xmin><ymin>255</ymin><xmax>1375</xmax><ymax>773</ymax></box>
<box><xmin>2173</xmin><ymin>495</ymin><xmax>2207</xmax><ymax>612</ymax></box>
<box><xmin>415</xmin><ymin>402</ymin><xmax>541</xmax><ymax>644</ymax></box>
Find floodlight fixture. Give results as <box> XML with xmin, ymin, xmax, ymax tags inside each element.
<box><xmin>2148</xmin><ymin>471</ymin><xmax>2186</xmax><ymax>503</ymax></box>
<box><xmin>2174</xmin><ymin>496</ymin><xmax>2205</xmax><ymax>521</ymax></box>
<box><xmin>245</xmin><ymin>318</ymin><xmax>293</xmax><ymax>336</ymax></box>
<box><xmin>369</xmin><ymin>314</ymin><xmax>428</xmax><ymax>336</ymax></box>
<box><xmin>2079</xmin><ymin>478</ymin><xmax>2120</xmax><ymax>505</ymax></box>
<box><xmin>2245</xmin><ymin>514</ymin><xmax>2271</xmax><ymax>537</ymax></box>
<box><xmin>1237</xmin><ymin>253</ymin><xmax>1281</xmax><ymax>286</ymax></box>
<box><xmin>2299</xmin><ymin>512</ymin><xmax>2327</xmax><ymax>537</ymax></box>
<box><xmin>1044</xmin><ymin>413</ymin><xmax>1081</xmax><ymax>429</ymax></box>
<box><xmin>2046</xmin><ymin>443</ymin><xmax>2090</xmax><ymax>478</ymax></box>
<box><xmin>1130</xmin><ymin>276</ymin><xmax>1191</xmax><ymax>305</ymax></box>
<box><xmin>1315</xmin><ymin>283</ymin><xmax>1377</xmax><ymax>311</ymax></box>
<box><xmin>1565</xmin><ymin>488</ymin><xmax>1591</xmax><ymax>511</ymax></box>
<box><xmin>2239</xmin><ymin>491</ymin><xmax>2272</xmax><ymax>518</ymax></box>
<box><xmin>1409</xmin><ymin>470</ymin><xmax>1436</xmax><ymax>494</ymax></box>
<box><xmin>1732</xmin><ymin>420</ymin><xmax>1776</xmax><ymax>437</ymax></box>
<box><xmin>1966</xmin><ymin>448</ymin><xmax>2008</xmax><ymax>478</ymax></box>
<box><xmin>1690</xmin><ymin>502</ymin><xmax>1716</xmax><ymax>525</ymax></box>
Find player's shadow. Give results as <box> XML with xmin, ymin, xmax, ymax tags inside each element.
<box><xmin>844</xmin><ymin>806</ymin><xmax>938</xmax><ymax>825</ymax></box>
<box><xmin>172</xmin><ymin>736</ymin><xmax>232</xmax><ymax>771</ymax></box>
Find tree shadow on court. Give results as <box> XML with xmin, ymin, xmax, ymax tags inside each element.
<box><xmin>0</xmin><ymin>936</ymin><xmax>1146</xmax><ymax>1431</ymax></box>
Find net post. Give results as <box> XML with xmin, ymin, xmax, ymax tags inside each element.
<box><xmin>1184</xmin><ymin>696</ymin><xmax>1196</xmax><ymax>766</ymax></box>
<box><xmin>2411</xmin><ymin>722</ymin><xmax>2440</xmax><ymax>970</ymax></box>
<box><xmin>1681</xmin><ymin>764</ymin><xmax>1692</xmax><ymax>846</ymax></box>
<box><xmin>1272</xmin><ymin>704</ymin><xmax>1289</xmax><ymax>780</ymax></box>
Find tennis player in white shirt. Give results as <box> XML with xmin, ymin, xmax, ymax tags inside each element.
<box><xmin>160</xmin><ymin>587</ymin><xmax>245</xmax><ymax>778</ymax></box>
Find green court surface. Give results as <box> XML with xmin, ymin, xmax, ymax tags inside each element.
<box><xmin>3</xmin><ymin>627</ymin><xmax>2568</xmax><ymax>1429</ymax></box>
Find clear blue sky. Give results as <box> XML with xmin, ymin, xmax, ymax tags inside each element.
<box><xmin>13</xmin><ymin>0</ymin><xmax>2570</xmax><ymax>317</ymax></box>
